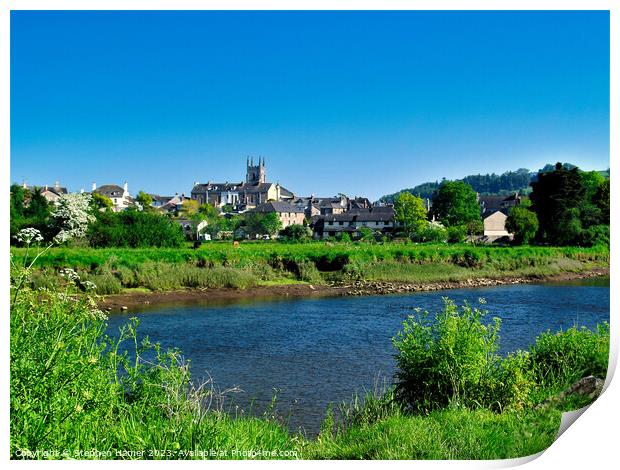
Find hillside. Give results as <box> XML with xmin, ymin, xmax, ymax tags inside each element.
<box><xmin>379</xmin><ymin>163</ymin><xmax>610</xmax><ymax>203</ymax></box>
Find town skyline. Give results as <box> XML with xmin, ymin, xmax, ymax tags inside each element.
<box><xmin>11</xmin><ymin>11</ymin><xmax>610</xmax><ymax>201</ymax></box>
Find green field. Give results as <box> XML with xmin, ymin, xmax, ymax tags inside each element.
<box><xmin>11</xmin><ymin>242</ymin><xmax>609</xmax><ymax>295</ymax></box>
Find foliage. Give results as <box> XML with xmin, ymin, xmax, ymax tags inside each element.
<box><xmin>446</xmin><ymin>225</ymin><xmax>467</xmax><ymax>243</ymax></box>
<box><xmin>10</xmin><ymin>185</ymin><xmax>52</xmax><ymax>243</ymax></box>
<box><xmin>279</xmin><ymin>224</ymin><xmax>312</xmax><ymax>242</ymax></box>
<box><xmin>244</xmin><ymin>212</ymin><xmax>282</xmax><ymax>236</ymax></box>
<box><xmin>392</xmin><ymin>298</ymin><xmax>609</xmax><ymax>415</ymax></box>
<box><xmin>136</xmin><ymin>191</ymin><xmax>153</xmax><ymax>210</ymax></box>
<box><xmin>393</xmin><ymin>192</ymin><xmax>428</xmax><ymax>237</ymax></box>
<box><xmin>380</xmin><ymin>167</ymin><xmax>534</xmax><ymax>202</ymax></box>
<box><xmin>393</xmin><ymin>299</ymin><xmax>506</xmax><ymax>412</ymax></box>
<box><xmin>179</xmin><ymin>199</ymin><xmax>200</xmax><ymax>218</ymax></box>
<box><xmin>413</xmin><ymin>224</ymin><xmax>448</xmax><ymax>243</ymax></box>
<box><xmin>529</xmin><ymin>163</ymin><xmax>609</xmax><ymax>246</ymax></box>
<box><xmin>87</xmin><ymin>209</ymin><xmax>185</xmax><ymax>248</ymax></box>
<box><xmin>91</xmin><ymin>192</ymin><xmax>113</xmax><ymax>210</ymax></box>
<box><xmin>506</xmin><ymin>206</ymin><xmax>539</xmax><ymax>245</ymax></box>
<box><xmin>431</xmin><ymin>181</ymin><xmax>481</xmax><ymax>228</ymax></box>
<box><xmin>529</xmin><ymin>323</ymin><xmax>610</xmax><ymax>391</ymax></box>
<box><xmin>50</xmin><ymin>193</ymin><xmax>95</xmax><ymax>243</ymax></box>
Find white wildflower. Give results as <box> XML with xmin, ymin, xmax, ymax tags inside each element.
<box><xmin>59</xmin><ymin>268</ymin><xmax>81</xmax><ymax>282</ymax></box>
<box><xmin>14</xmin><ymin>227</ymin><xmax>44</xmax><ymax>244</ymax></box>
<box><xmin>81</xmin><ymin>280</ymin><xmax>97</xmax><ymax>291</ymax></box>
<box><xmin>51</xmin><ymin>193</ymin><xmax>95</xmax><ymax>242</ymax></box>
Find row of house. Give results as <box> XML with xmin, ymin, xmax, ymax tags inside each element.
<box><xmin>22</xmin><ymin>158</ymin><xmax>524</xmax><ymax>242</ymax></box>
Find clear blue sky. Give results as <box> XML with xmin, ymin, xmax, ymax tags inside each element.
<box><xmin>11</xmin><ymin>11</ymin><xmax>609</xmax><ymax>201</ymax></box>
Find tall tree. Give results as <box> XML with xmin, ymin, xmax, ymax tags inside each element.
<box><xmin>431</xmin><ymin>181</ymin><xmax>481</xmax><ymax>227</ymax></box>
<box><xmin>136</xmin><ymin>191</ymin><xmax>154</xmax><ymax>211</ymax></box>
<box><xmin>393</xmin><ymin>192</ymin><xmax>428</xmax><ymax>237</ymax></box>
<box><xmin>530</xmin><ymin>163</ymin><xmax>587</xmax><ymax>245</ymax></box>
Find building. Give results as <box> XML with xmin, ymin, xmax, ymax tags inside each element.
<box><xmin>291</xmin><ymin>195</ymin><xmax>372</xmax><ymax>219</ymax></box>
<box><xmin>479</xmin><ymin>192</ymin><xmax>522</xmax><ymax>215</ymax></box>
<box><xmin>248</xmin><ymin>201</ymin><xmax>306</xmax><ymax>229</ymax></box>
<box><xmin>313</xmin><ymin>206</ymin><xmax>396</xmax><ymax>239</ymax></box>
<box><xmin>191</xmin><ymin>158</ymin><xmax>295</xmax><ymax>210</ymax></box>
<box><xmin>150</xmin><ymin>193</ymin><xmax>188</xmax><ymax>213</ymax></box>
<box><xmin>482</xmin><ymin>210</ymin><xmax>512</xmax><ymax>240</ymax></box>
<box><xmin>22</xmin><ymin>181</ymin><xmax>68</xmax><ymax>205</ymax></box>
<box><xmin>92</xmin><ymin>181</ymin><xmax>133</xmax><ymax>212</ymax></box>
<box><xmin>176</xmin><ymin>219</ymin><xmax>209</xmax><ymax>241</ymax></box>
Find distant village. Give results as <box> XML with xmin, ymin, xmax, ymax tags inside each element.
<box><xmin>20</xmin><ymin>157</ymin><xmax>521</xmax><ymax>242</ymax></box>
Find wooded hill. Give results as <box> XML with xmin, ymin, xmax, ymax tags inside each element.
<box><xmin>379</xmin><ymin>163</ymin><xmax>610</xmax><ymax>203</ymax></box>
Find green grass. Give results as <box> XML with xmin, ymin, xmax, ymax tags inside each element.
<box><xmin>11</xmin><ymin>242</ymin><xmax>609</xmax><ymax>295</ymax></box>
<box><xmin>303</xmin><ymin>407</ymin><xmax>561</xmax><ymax>459</ymax></box>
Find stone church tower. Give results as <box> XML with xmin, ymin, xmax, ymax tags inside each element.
<box><xmin>246</xmin><ymin>156</ymin><xmax>266</xmax><ymax>185</ymax></box>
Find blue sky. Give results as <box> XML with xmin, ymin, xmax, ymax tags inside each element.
<box><xmin>11</xmin><ymin>11</ymin><xmax>609</xmax><ymax>201</ymax></box>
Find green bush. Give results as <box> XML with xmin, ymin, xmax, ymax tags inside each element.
<box><xmin>393</xmin><ymin>299</ymin><xmax>504</xmax><ymax>412</ymax></box>
<box><xmin>392</xmin><ymin>299</ymin><xmax>609</xmax><ymax>414</ymax></box>
<box><xmin>84</xmin><ymin>272</ymin><xmax>123</xmax><ymax>295</ymax></box>
<box><xmin>446</xmin><ymin>225</ymin><xmax>467</xmax><ymax>243</ymax></box>
<box><xmin>530</xmin><ymin>323</ymin><xmax>609</xmax><ymax>390</ymax></box>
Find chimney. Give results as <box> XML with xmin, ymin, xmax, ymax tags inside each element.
<box><xmin>92</xmin><ymin>181</ymin><xmax>97</xmax><ymax>191</ymax></box>
<box><xmin>194</xmin><ymin>181</ymin><xmax>199</xmax><ymax>187</ymax></box>
<box><xmin>80</xmin><ymin>188</ymin><xmax>84</xmax><ymax>194</ymax></box>
<box><xmin>54</xmin><ymin>180</ymin><xmax>60</xmax><ymax>189</ymax></box>
<box><xmin>123</xmin><ymin>181</ymin><xmax>128</xmax><ymax>193</ymax></box>
<box><xmin>22</xmin><ymin>180</ymin><xmax>27</xmax><ymax>189</ymax></box>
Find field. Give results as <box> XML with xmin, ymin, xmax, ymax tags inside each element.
<box><xmin>11</xmin><ymin>242</ymin><xmax>610</xmax><ymax>295</ymax></box>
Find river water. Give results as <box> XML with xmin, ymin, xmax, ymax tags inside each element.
<box><xmin>105</xmin><ymin>278</ymin><xmax>609</xmax><ymax>435</ymax></box>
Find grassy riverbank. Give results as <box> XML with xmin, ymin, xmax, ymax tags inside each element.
<box><xmin>11</xmin><ymin>262</ymin><xmax>609</xmax><ymax>459</ymax></box>
<box><xmin>11</xmin><ymin>242</ymin><xmax>609</xmax><ymax>296</ymax></box>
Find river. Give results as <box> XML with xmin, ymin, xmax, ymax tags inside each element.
<box><xmin>105</xmin><ymin>278</ymin><xmax>609</xmax><ymax>435</ymax></box>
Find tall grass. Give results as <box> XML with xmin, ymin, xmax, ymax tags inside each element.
<box><xmin>11</xmin><ymin>242</ymin><xmax>608</xmax><ymax>294</ymax></box>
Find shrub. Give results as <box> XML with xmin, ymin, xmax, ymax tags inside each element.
<box><xmin>393</xmin><ymin>299</ymin><xmax>503</xmax><ymax>412</ymax></box>
<box><xmin>446</xmin><ymin>225</ymin><xmax>467</xmax><ymax>243</ymax></box>
<box><xmin>84</xmin><ymin>272</ymin><xmax>123</xmax><ymax>295</ymax></box>
<box><xmin>529</xmin><ymin>323</ymin><xmax>609</xmax><ymax>390</ymax></box>
<box><xmin>451</xmin><ymin>249</ymin><xmax>484</xmax><ymax>268</ymax></box>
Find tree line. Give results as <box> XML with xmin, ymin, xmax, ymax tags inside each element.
<box><xmin>392</xmin><ymin>162</ymin><xmax>610</xmax><ymax>246</ymax></box>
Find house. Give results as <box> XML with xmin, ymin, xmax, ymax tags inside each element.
<box><xmin>150</xmin><ymin>193</ymin><xmax>188</xmax><ymax>214</ymax></box>
<box><xmin>191</xmin><ymin>158</ymin><xmax>295</xmax><ymax>210</ymax></box>
<box><xmin>22</xmin><ymin>181</ymin><xmax>68</xmax><ymax>205</ymax></box>
<box><xmin>482</xmin><ymin>210</ymin><xmax>512</xmax><ymax>240</ymax></box>
<box><xmin>92</xmin><ymin>182</ymin><xmax>132</xmax><ymax>212</ymax></box>
<box><xmin>314</xmin><ymin>206</ymin><xmax>396</xmax><ymax>239</ymax></box>
<box><xmin>176</xmin><ymin>219</ymin><xmax>209</xmax><ymax>241</ymax></box>
<box><xmin>479</xmin><ymin>192</ymin><xmax>521</xmax><ymax>215</ymax></box>
<box><xmin>291</xmin><ymin>195</ymin><xmax>372</xmax><ymax>219</ymax></box>
<box><xmin>248</xmin><ymin>201</ymin><xmax>306</xmax><ymax>229</ymax></box>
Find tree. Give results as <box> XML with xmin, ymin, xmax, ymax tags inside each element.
<box><xmin>431</xmin><ymin>181</ymin><xmax>481</xmax><ymax>227</ymax></box>
<box><xmin>593</xmin><ymin>179</ymin><xmax>610</xmax><ymax>225</ymax></box>
<box><xmin>244</xmin><ymin>212</ymin><xmax>282</xmax><ymax>236</ymax></box>
<box><xmin>179</xmin><ymin>199</ymin><xmax>200</xmax><ymax>218</ymax></box>
<box><xmin>91</xmin><ymin>192</ymin><xmax>113</xmax><ymax>211</ymax></box>
<box><xmin>279</xmin><ymin>224</ymin><xmax>311</xmax><ymax>241</ymax></box>
<box><xmin>393</xmin><ymin>192</ymin><xmax>428</xmax><ymax>237</ymax></box>
<box><xmin>505</xmin><ymin>206</ymin><xmax>539</xmax><ymax>245</ymax></box>
<box><xmin>136</xmin><ymin>191</ymin><xmax>154</xmax><ymax>211</ymax></box>
<box><xmin>10</xmin><ymin>184</ymin><xmax>27</xmax><ymax>241</ymax></box>
<box><xmin>51</xmin><ymin>193</ymin><xmax>96</xmax><ymax>243</ymax></box>
<box><xmin>530</xmin><ymin>163</ymin><xmax>587</xmax><ymax>245</ymax></box>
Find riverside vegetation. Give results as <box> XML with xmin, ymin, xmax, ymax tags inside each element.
<box><xmin>10</xmin><ymin>242</ymin><xmax>609</xmax><ymax>296</ymax></box>
<box><xmin>11</xmin><ymin>244</ymin><xmax>610</xmax><ymax>459</ymax></box>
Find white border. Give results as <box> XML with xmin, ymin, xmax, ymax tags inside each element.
<box><xmin>1</xmin><ymin>2</ymin><xmax>616</xmax><ymax>468</ymax></box>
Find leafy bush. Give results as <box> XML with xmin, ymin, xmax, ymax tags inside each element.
<box><xmin>393</xmin><ymin>299</ymin><xmax>504</xmax><ymax>412</ymax></box>
<box><xmin>451</xmin><ymin>249</ymin><xmax>485</xmax><ymax>268</ymax></box>
<box><xmin>392</xmin><ymin>299</ymin><xmax>609</xmax><ymax>414</ymax></box>
<box><xmin>84</xmin><ymin>272</ymin><xmax>123</xmax><ymax>295</ymax></box>
<box><xmin>88</xmin><ymin>209</ymin><xmax>185</xmax><ymax>248</ymax></box>
<box><xmin>446</xmin><ymin>225</ymin><xmax>467</xmax><ymax>243</ymax></box>
<box><xmin>529</xmin><ymin>324</ymin><xmax>609</xmax><ymax>390</ymax></box>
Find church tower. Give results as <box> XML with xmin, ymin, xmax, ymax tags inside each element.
<box><xmin>246</xmin><ymin>156</ymin><xmax>266</xmax><ymax>185</ymax></box>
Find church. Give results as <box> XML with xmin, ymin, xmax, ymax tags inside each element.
<box><xmin>190</xmin><ymin>158</ymin><xmax>295</xmax><ymax>209</ymax></box>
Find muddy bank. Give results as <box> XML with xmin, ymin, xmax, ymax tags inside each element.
<box><xmin>98</xmin><ymin>268</ymin><xmax>608</xmax><ymax>312</ymax></box>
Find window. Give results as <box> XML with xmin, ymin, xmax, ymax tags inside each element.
<box><xmin>339</xmin><ymin>221</ymin><xmax>344</xmax><ymax>226</ymax></box>
<box><xmin>376</xmin><ymin>221</ymin><xmax>380</xmax><ymax>226</ymax></box>
<box><xmin>384</xmin><ymin>221</ymin><xmax>389</xmax><ymax>225</ymax></box>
